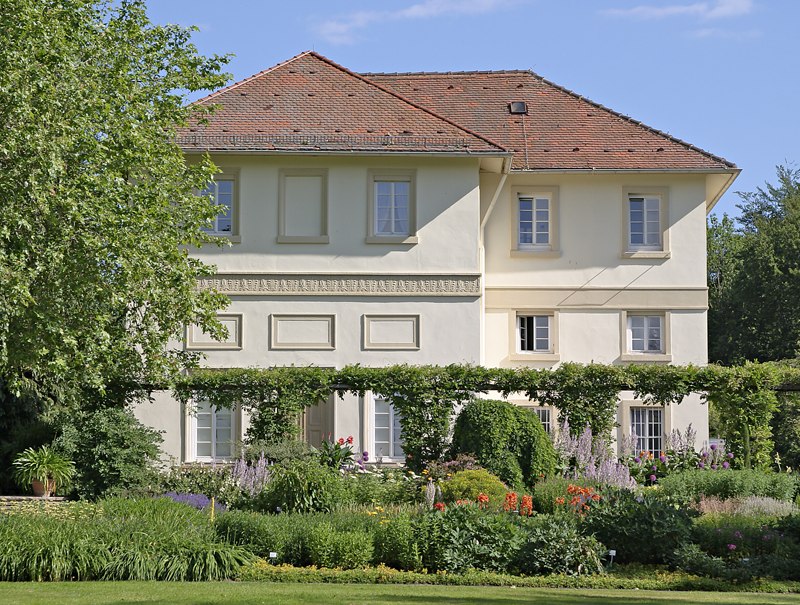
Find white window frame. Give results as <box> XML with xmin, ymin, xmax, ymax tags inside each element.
<box><xmin>518</xmin><ymin>315</ymin><xmax>552</xmax><ymax>353</ymax></box>
<box><xmin>533</xmin><ymin>407</ymin><xmax>553</xmax><ymax>434</ymax></box>
<box><xmin>621</xmin><ymin>187</ymin><xmax>669</xmax><ymax>259</ymax></box>
<box><xmin>363</xmin><ymin>394</ymin><xmax>404</xmax><ymax>463</ymax></box>
<box><xmin>186</xmin><ymin>401</ymin><xmax>238</xmax><ymax>462</ymax></box>
<box><xmin>620</xmin><ymin>311</ymin><xmax>672</xmax><ymax>362</ymax></box>
<box><xmin>509</xmin><ymin>310</ymin><xmax>560</xmax><ymax>362</ymax></box>
<box><xmin>630</xmin><ymin>407</ymin><xmax>664</xmax><ymax>456</ymax></box>
<box><xmin>511</xmin><ymin>186</ymin><xmax>560</xmax><ymax>257</ymax></box>
<box><xmin>367</xmin><ymin>170</ymin><xmax>417</xmax><ymax>244</ymax></box>
<box><xmin>200</xmin><ymin>169</ymin><xmax>241</xmax><ymax>243</ymax></box>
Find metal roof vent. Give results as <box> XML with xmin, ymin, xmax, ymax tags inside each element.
<box><xmin>509</xmin><ymin>101</ymin><xmax>528</xmax><ymax>114</ymax></box>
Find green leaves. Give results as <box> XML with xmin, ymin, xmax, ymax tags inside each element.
<box><xmin>0</xmin><ymin>0</ymin><xmax>230</xmax><ymax>409</ymax></box>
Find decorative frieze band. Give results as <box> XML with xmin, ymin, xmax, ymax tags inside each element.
<box><xmin>198</xmin><ymin>273</ymin><xmax>482</xmax><ymax>297</ymax></box>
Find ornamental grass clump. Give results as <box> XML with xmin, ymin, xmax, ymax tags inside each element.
<box><xmin>0</xmin><ymin>498</ymin><xmax>253</xmax><ymax>581</ymax></box>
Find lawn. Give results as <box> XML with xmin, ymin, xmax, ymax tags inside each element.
<box><xmin>2</xmin><ymin>582</ymin><xmax>800</xmax><ymax>605</ymax></box>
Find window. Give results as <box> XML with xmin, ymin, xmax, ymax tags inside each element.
<box><xmin>627</xmin><ymin>315</ymin><xmax>663</xmax><ymax>353</ymax></box>
<box><xmin>374</xmin><ymin>396</ymin><xmax>404</xmax><ymax>461</ymax></box>
<box><xmin>630</xmin><ymin>407</ymin><xmax>663</xmax><ymax>456</ymax></box>
<box><xmin>518</xmin><ymin>315</ymin><xmax>552</xmax><ymax>352</ymax></box>
<box><xmin>622</xmin><ymin>187</ymin><xmax>669</xmax><ymax>258</ymax></box>
<box><xmin>518</xmin><ymin>195</ymin><xmax>550</xmax><ymax>248</ymax></box>
<box><xmin>194</xmin><ymin>401</ymin><xmax>234</xmax><ymax>461</ymax></box>
<box><xmin>628</xmin><ymin>195</ymin><xmax>661</xmax><ymax>249</ymax></box>
<box><xmin>200</xmin><ymin>170</ymin><xmax>240</xmax><ymax>241</ymax></box>
<box><xmin>367</xmin><ymin>170</ymin><xmax>417</xmax><ymax>244</ymax></box>
<box><xmin>511</xmin><ymin>187</ymin><xmax>559</xmax><ymax>256</ymax></box>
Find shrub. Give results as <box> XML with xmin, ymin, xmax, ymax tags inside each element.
<box><xmin>373</xmin><ymin>512</ymin><xmax>422</xmax><ymax>571</ymax></box>
<box><xmin>513</xmin><ymin>515</ymin><xmax>605</xmax><ymax>576</ymax></box>
<box><xmin>439</xmin><ymin>469</ymin><xmax>507</xmax><ymax>509</ymax></box>
<box><xmin>159</xmin><ymin>463</ymin><xmax>241</xmax><ymax>506</ymax></box>
<box><xmin>54</xmin><ymin>407</ymin><xmax>162</xmax><ymax>499</ymax></box>
<box><xmin>692</xmin><ymin>513</ymin><xmax>786</xmax><ymax>560</ymax></box>
<box><xmin>305</xmin><ymin>522</ymin><xmax>373</xmax><ymax>569</ymax></box>
<box><xmin>659</xmin><ymin>469</ymin><xmax>797</xmax><ymax>503</ymax></box>
<box><xmin>581</xmin><ymin>489</ymin><xmax>693</xmax><ymax>564</ymax></box>
<box><xmin>433</xmin><ymin>504</ymin><xmax>525</xmax><ymax>574</ymax></box>
<box><xmin>338</xmin><ymin>469</ymin><xmax>423</xmax><ymax>508</ymax></box>
<box><xmin>450</xmin><ymin>399</ymin><xmax>555</xmax><ymax>488</ymax></box>
<box><xmin>254</xmin><ymin>459</ymin><xmax>343</xmax><ymax>513</ymax></box>
<box><xmin>243</xmin><ymin>438</ymin><xmax>317</xmax><ymax>464</ymax></box>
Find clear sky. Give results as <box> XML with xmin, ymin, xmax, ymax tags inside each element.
<box><xmin>147</xmin><ymin>0</ymin><xmax>798</xmax><ymax>218</ymax></box>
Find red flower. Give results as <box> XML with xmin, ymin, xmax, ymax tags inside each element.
<box><xmin>503</xmin><ymin>492</ymin><xmax>518</xmax><ymax>512</ymax></box>
<box><xmin>346</xmin><ymin>435</ymin><xmax>354</xmax><ymax>445</ymax></box>
<box><xmin>520</xmin><ymin>494</ymin><xmax>533</xmax><ymax>516</ymax></box>
<box><xmin>554</xmin><ymin>497</ymin><xmax>565</xmax><ymax>506</ymax></box>
<box><xmin>477</xmin><ymin>493</ymin><xmax>489</xmax><ymax>508</ymax></box>
<box><xmin>434</xmin><ymin>502</ymin><xmax>445</xmax><ymax>511</ymax></box>
<box><xmin>337</xmin><ymin>437</ymin><xmax>345</xmax><ymax>446</ymax></box>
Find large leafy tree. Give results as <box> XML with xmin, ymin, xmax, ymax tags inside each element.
<box><xmin>708</xmin><ymin>165</ymin><xmax>800</xmax><ymax>365</ymax></box>
<box><xmin>0</xmin><ymin>0</ymin><xmax>230</xmax><ymax>412</ymax></box>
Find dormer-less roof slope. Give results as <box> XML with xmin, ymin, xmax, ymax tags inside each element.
<box><xmin>178</xmin><ymin>52</ymin><xmax>507</xmax><ymax>155</ymax></box>
<box><xmin>366</xmin><ymin>70</ymin><xmax>736</xmax><ymax>171</ymax></box>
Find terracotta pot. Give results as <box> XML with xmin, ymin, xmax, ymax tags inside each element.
<box><xmin>32</xmin><ymin>479</ymin><xmax>55</xmax><ymax>498</ymax></box>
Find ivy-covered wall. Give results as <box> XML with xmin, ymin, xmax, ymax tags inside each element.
<box><xmin>172</xmin><ymin>362</ymin><xmax>800</xmax><ymax>471</ymax></box>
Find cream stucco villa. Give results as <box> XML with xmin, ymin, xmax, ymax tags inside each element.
<box><xmin>133</xmin><ymin>51</ymin><xmax>739</xmax><ymax>464</ymax></box>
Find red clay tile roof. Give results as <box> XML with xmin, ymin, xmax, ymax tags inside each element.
<box><xmin>366</xmin><ymin>70</ymin><xmax>735</xmax><ymax>171</ymax></box>
<box><xmin>178</xmin><ymin>52</ymin><xmax>507</xmax><ymax>155</ymax></box>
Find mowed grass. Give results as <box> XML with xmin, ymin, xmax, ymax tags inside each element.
<box><xmin>2</xmin><ymin>582</ymin><xmax>800</xmax><ymax>605</ymax></box>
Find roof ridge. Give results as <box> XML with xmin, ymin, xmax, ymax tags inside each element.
<box><xmin>370</xmin><ymin>69</ymin><xmax>734</xmax><ymax>169</ymax></box>
<box><xmin>305</xmin><ymin>52</ymin><xmax>509</xmax><ymax>153</ymax></box>
<box><xmin>362</xmin><ymin>69</ymin><xmax>531</xmax><ymax>77</ymax></box>
<box><xmin>191</xmin><ymin>50</ymin><xmax>314</xmax><ymax>106</ymax></box>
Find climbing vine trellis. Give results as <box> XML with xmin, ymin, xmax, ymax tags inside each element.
<box><xmin>172</xmin><ymin>362</ymin><xmax>800</xmax><ymax>470</ymax></box>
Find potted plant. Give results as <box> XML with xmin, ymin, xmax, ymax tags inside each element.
<box><xmin>12</xmin><ymin>446</ymin><xmax>75</xmax><ymax>497</ymax></box>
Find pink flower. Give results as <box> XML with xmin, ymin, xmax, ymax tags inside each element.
<box><xmin>728</xmin><ymin>543</ymin><xmax>736</xmax><ymax>551</ymax></box>
<box><xmin>649</xmin><ymin>474</ymin><xmax>657</xmax><ymax>482</ymax></box>
<box><xmin>722</xmin><ymin>461</ymin><xmax>730</xmax><ymax>469</ymax></box>
<box><xmin>346</xmin><ymin>435</ymin><xmax>354</xmax><ymax>445</ymax></box>
<box><xmin>337</xmin><ymin>437</ymin><xmax>345</xmax><ymax>446</ymax></box>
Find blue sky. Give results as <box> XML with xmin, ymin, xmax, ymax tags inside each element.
<box><xmin>147</xmin><ymin>0</ymin><xmax>798</xmax><ymax>218</ymax></box>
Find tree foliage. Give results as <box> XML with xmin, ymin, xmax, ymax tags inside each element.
<box><xmin>708</xmin><ymin>165</ymin><xmax>800</xmax><ymax>364</ymax></box>
<box><xmin>0</xmin><ymin>0</ymin><xmax>230</xmax><ymax>410</ymax></box>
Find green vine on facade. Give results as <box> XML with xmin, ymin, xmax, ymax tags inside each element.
<box><xmin>172</xmin><ymin>362</ymin><xmax>800</xmax><ymax>470</ymax></box>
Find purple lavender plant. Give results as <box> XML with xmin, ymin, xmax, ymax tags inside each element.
<box><xmin>553</xmin><ymin>421</ymin><xmax>635</xmax><ymax>489</ymax></box>
<box><xmin>162</xmin><ymin>492</ymin><xmax>227</xmax><ymax>513</ymax></box>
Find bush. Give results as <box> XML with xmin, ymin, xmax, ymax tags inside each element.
<box><xmin>513</xmin><ymin>515</ymin><xmax>605</xmax><ymax>576</ymax></box>
<box><xmin>0</xmin><ymin>498</ymin><xmax>253</xmax><ymax>581</ymax></box>
<box><xmin>373</xmin><ymin>512</ymin><xmax>422</xmax><ymax>571</ymax></box>
<box><xmin>697</xmin><ymin>495</ymin><xmax>797</xmax><ymax>517</ymax></box>
<box><xmin>305</xmin><ymin>522</ymin><xmax>373</xmax><ymax>569</ymax></box>
<box><xmin>432</xmin><ymin>504</ymin><xmax>525</xmax><ymax>574</ymax></box>
<box><xmin>659</xmin><ymin>469</ymin><xmax>797</xmax><ymax>503</ymax></box>
<box><xmin>440</xmin><ymin>469</ymin><xmax>508</xmax><ymax>509</ymax></box>
<box><xmin>243</xmin><ymin>438</ymin><xmax>317</xmax><ymax>464</ymax></box>
<box><xmin>254</xmin><ymin>459</ymin><xmax>343</xmax><ymax>513</ymax></box>
<box><xmin>450</xmin><ymin>399</ymin><xmax>555</xmax><ymax>488</ymax></box>
<box><xmin>159</xmin><ymin>463</ymin><xmax>241</xmax><ymax>506</ymax></box>
<box><xmin>53</xmin><ymin>407</ymin><xmax>162</xmax><ymax>499</ymax></box>
<box><xmin>338</xmin><ymin>469</ymin><xmax>423</xmax><ymax>508</ymax></box>
<box><xmin>581</xmin><ymin>489</ymin><xmax>693</xmax><ymax>564</ymax></box>
<box><xmin>692</xmin><ymin>514</ymin><xmax>786</xmax><ymax>560</ymax></box>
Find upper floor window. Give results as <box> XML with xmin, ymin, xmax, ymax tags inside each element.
<box><xmin>628</xmin><ymin>195</ymin><xmax>661</xmax><ymax>249</ymax></box>
<box><xmin>511</xmin><ymin>187</ymin><xmax>559</xmax><ymax>257</ymax></box>
<box><xmin>622</xmin><ymin>187</ymin><xmax>669</xmax><ymax>258</ymax></box>
<box><xmin>518</xmin><ymin>195</ymin><xmax>550</xmax><ymax>248</ymax></box>
<box><xmin>367</xmin><ymin>170</ymin><xmax>417</xmax><ymax>244</ymax></box>
<box><xmin>200</xmin><ymin>169</ymin><xmax>240</xmax><ymax>242</ymax></box>
<box><xmin>627</xmin><ymin>314</ymin><xmax>663</xmax><ymax>354</ymax></box>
